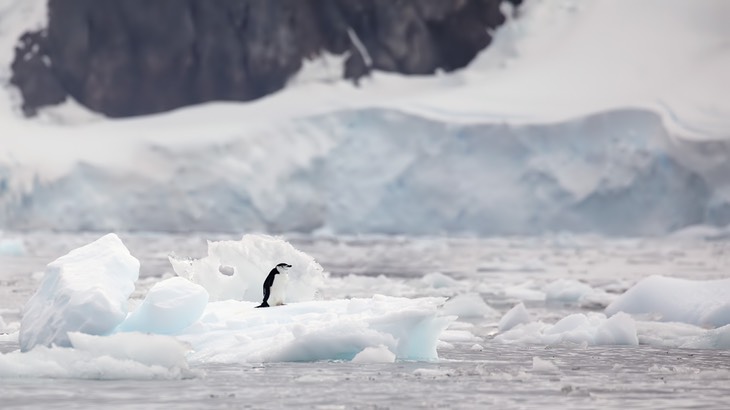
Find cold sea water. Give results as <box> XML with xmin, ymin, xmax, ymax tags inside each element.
<box><xmin>1</xmin><ymin>232</ymin><xmax>729</xmax><ymax>409</ymax></box>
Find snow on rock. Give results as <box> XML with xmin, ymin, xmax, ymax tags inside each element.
<box><xmin>169</xmin><ymin>234</ymin><xmax>325</xmax><ymax>303</ymax></box>
<box><xmin>498</xmin><ymin>302</ymin><xmax>530</xmax><ymax>332</ymax></box>
<box><xmin>605</xmin><ymin>275</ymin><xmax>730</xmax><ymax>328</ymax></box>
<box><xmin>351</xmin><ymin>345</ymin><xmax>396</xmax><ymax>363</ymax></box>
<box><xmin>496</xmin><ymin>312</ymin><xmax>638</xmax><ymax>346</ymax></box>
<box><xmin>441</xmin><ymin>293</ymin><xmax>497</xmax><ymax>318</ymax></box>
<box><xmin>0</xmin><ymin>332</ymin><xmax>193</xmax><ymax>379</ymax></box>
<box><xmin>19</xmin><ymin>234</ymin><xmax>139</xmax><ymax>352</ymax></box>
<box><xmin>178</xmin><ymin>295</ymin><xmax>453</xmax><ymax>363</ymax></box>
<box><xmin>117</xmin><ymin>277</ymin><xmax>209</xmax><ymax>335</ymax></box>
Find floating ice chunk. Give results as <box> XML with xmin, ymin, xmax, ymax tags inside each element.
<box><xmin>595</xmin><ymin>312</ymin><xmax>639</xmax><ymax>345</ymax></box>
<box><xmin>496</xmin><ymin>312</ymin><xmax>638</xmax><ymax>346</ymax></box>
<box><xmin>680</xmin><ymin>325</ymin><xmax>730</xmax><ymax>350</ymax></box>
<box><xmin>503</xmin><ymin>281</ymin><xmax>545</xmax><ymax>302</ymax></box>
<box><xmin>421</xmin><ymin>272</ymin><xmax>462</xmax><ymax>289</ymax></box>
<box><xmin>0</xmin><ymin>332</ymin><xmax>193</xmax><ymax>379</ymax></box>
<box><xmin>351</xmin><ymin>345</ymin><xmax>396</xmax><ymax>363</ymax></box>
<box><xmin>178</xmin><ymin>296</ymin><xmax>452</xmax><ymax>363</ymax></box>
<box><xmin>0</xmin><ymin>238</ymin><xmax>25</xmax><ymax>256</ymax></box>
<box><xmin>118</xmin><ymin>277</ymin><xmax>209</xmax><ymax>335</ymax></box>
<box><xmin>531</xmin><ymin>356</ymin><xmax>559</xmax><ymax>373</ymax></box>
<box><xmin>442</xmin><ymin>293</ymin><xmax>497</xmax><ymax>318</ymax></box>
<box><xmin>19</xmin><ymin>234</ymin><xmax>139</xmax><ymax>352</ymax></box>
<box><xmin>499</xmin><ymin>302</ymin><xmax>530</xmax><ymax>332</ymax></box>
<box><xmin>605</xmin><ymin>275</ymin><xmax>730</xmax><ymax>327</ymax></box>
<box><xmin>169</xmin><ymin>234</ymin><xmax>325</xmax><ymax>303</ymax></box>
<box><xmin>543</xmin><ymin>279</ymin><xmax>594</xmax><ymax>303</ymax></box>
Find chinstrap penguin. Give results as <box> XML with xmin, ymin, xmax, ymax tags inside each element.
<box><xmin>256</xmin><ymin>263</ymin><xmax>291</xmax><ymax>308</ymax></box>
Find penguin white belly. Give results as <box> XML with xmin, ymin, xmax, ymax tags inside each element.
<box><xmin>269</xmin><ymin>272</ymin><xmax>289</xmax><ymax>306</ymax></box>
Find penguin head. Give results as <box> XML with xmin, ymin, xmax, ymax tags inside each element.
<box><xmin>275</xmin><ymin>263</ymin><xmax>292</xmax><ymax>273</ymax></box>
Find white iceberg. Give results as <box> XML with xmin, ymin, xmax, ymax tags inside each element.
<box><xmin>117</xmin><ymin>277</ymin><xmax>209</xmax><ymax>335</ymax></box>
<box><xmin>605</xmin><ymin>275</ymin><xmax>730</xmax><ymax>327</ymax></box>
<box><xmin>169</xmin><ymin>234</ymin><xmax>325</xmax><ymax>303</ymax></box>
<box><xmin>495</xmin><ymin>312</ymin><xmax>638</xmax><ymax>346</ymax></box>
<box><xmin>498</xmin><ymin>302</ymin><xmax>530</xmax><ymax>332</ymax></box>
<box><xmin>19</xmin><ymin>233</ymin><xmax>139</xmax><ymax>351</ymax></box>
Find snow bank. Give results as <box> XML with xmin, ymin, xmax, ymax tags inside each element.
<box><xmin>605</xmin><ymin>275</ymin><xmax>730</xmax><ymax>327</ymax></box>
<box><xmin>19</xmin><ymin>233</ymin><xmax>139</xmax><ymax>351</ymax></box>
<box><xmin>169</xmin><ymin>234</ymin><xmax>325</xmax><ymax>303</ymax></box>
<box><xmin>118</xmin><ymin>277</ymin><xmax>209</xmax><ymax>335</ymax></box>
<box><xmin>495</xmin><ymin>312</ymin><xmax>638</xmax><ymax>346</ymax></box>
<box><xmin>0</xmin><ymin>332</ymin><xmax>193</xmax><ymax>379</ymax></box>
<box><xmin>179</xmin><ymin>296</ymin><xmax>452</xmax><ymax>363</ymax></box>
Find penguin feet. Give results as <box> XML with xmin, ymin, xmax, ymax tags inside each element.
<box><xmin>256</xmin><ymin>302</ymin><xmax>270</xmax><ymax>308</ymax></box>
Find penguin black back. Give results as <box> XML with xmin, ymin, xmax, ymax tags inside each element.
<box><xmin>256</xmin><ymin>263</ymin><xmax>291</xmax><ymax>308</ymax></box>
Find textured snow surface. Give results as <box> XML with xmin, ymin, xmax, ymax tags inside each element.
<box><xmin>18</xmin><ymin>233</ymin><xmax>139</xmax><ymax>351</ymax></box>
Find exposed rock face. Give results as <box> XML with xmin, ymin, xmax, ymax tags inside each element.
<box><xmin>11</xmin><ymin>0</ymin><xmax>520</xmax><ymax>117</ymax></box>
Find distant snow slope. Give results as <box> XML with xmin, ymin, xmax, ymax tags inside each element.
<box><xmin>0</xmin><ymin>0</ymin><xmax>728</xmax><ymax>234</ymax></box>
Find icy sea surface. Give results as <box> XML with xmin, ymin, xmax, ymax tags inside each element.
<box><xmin>1</xmin><ymin>232</ymin><xmax>730</xmax><ymax>409</ymax></box>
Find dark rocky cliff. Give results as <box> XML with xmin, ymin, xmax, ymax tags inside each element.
<box><xmin>11</xmin><ymin>0</ymin><xmax>521</xmax><ymax>118</ymax></box>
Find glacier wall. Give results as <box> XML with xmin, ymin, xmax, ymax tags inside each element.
<box><xmin>1</xmin><ymin>107</ymin><xmax>728</xmax><ymax>236</ymax></box>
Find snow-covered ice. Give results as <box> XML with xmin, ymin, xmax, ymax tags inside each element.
<box><xmin>18</xmin><ymin>233</ymin><xmax>139</xmax><ymax>351</ymax></box>
<box><xmin>0</xmin><ymin>332</ymin><xmax>192</xmax><ymax>379</ymax></box>
<box><xmin>179</xmin><ymin>296</ymin><xmax>452</xmax><ymax>363</ymax></box>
